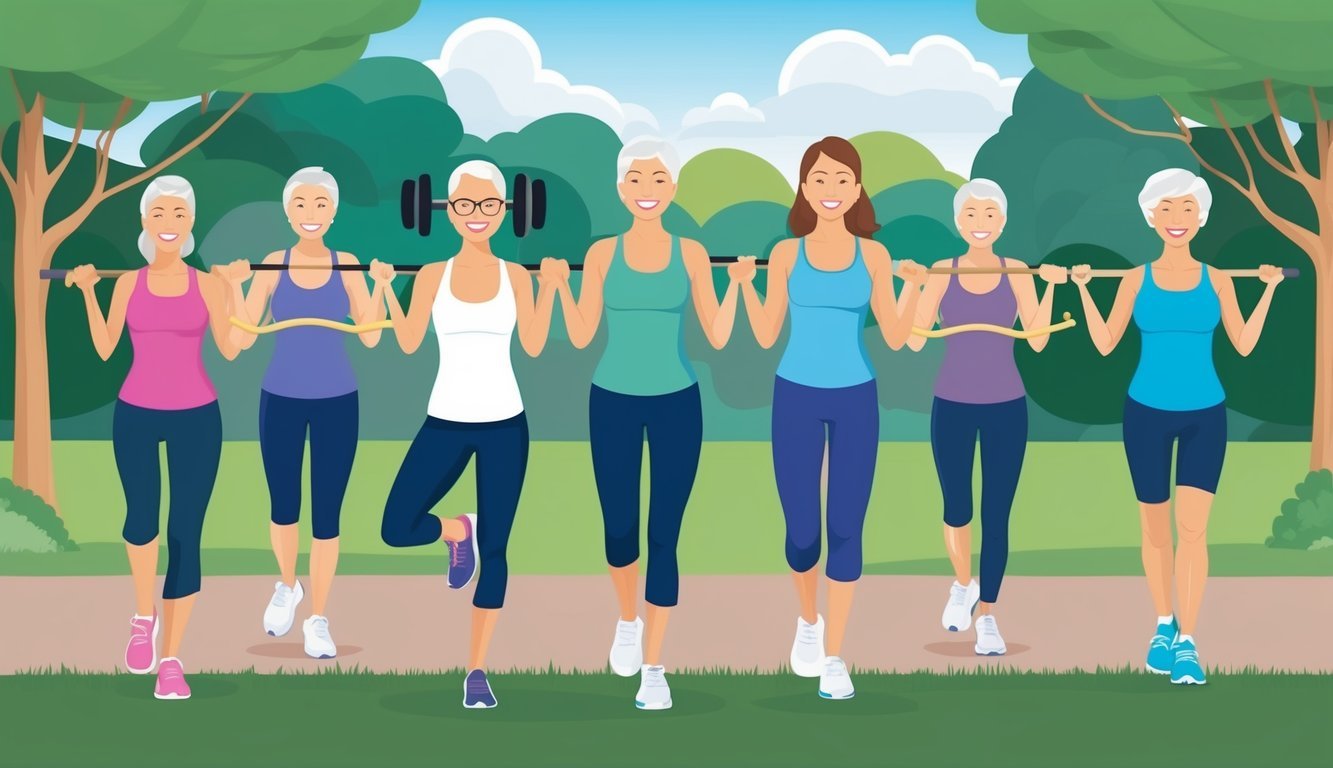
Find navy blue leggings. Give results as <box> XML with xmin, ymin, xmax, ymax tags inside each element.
<box><xmin>589</xmin><ymin>384</ymin><xmax>702</xmax><ymax>608</ymax></box>
<box><xmin>259</xmin><ymin>390</ymin><xmax>359</xmax><ymax>540</ymax></box>
<box><xmin>114</xmin><ymin>400</ymin><xmax>222</xmax><ymax>600</ymax></box>
<box><xmin>930</xmin><ymin>396</ymin><xmax>1028</xmax><ymax>605</ymax></box>
<box><xmin>772</xmin><ymin>377</ymin><xmax>879</xmax><ymax>583</ymax></box>
<box><xmin>381</xmin><ymin>414</ymin><xmax>529</xmax><ymax>609</ymax></box>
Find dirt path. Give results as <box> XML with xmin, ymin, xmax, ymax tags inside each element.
<box><xmin>3</xmin><ymin>575</ymin><xmax>1329</xmax><ymax>674</ymax></box>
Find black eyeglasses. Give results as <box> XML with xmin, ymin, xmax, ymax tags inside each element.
<box><xmin>446</xmin><ymin>197</ymin><xmax>506</xmax><ymax>216</ymax></box>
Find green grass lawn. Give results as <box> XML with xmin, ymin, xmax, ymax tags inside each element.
<box><xmin>0</xmin><ymin>441</ymin><xmax>1319</xmax><ymax>576</ymax></box>
<box><xmin>1</xmin><ymin>670</ymin><xmax>1325</xmax><ymax>768</ymax></box>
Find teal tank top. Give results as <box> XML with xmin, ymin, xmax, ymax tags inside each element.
<box><xmin>1127</xmin><ymin>264</ymin><xmax>1225</xmax><ymax>411</ymax></box>
<box><xmin>591</xmin><ymin>236</ymin><xmax>697</xmax><ymax>396</ymax></box>
<box><xmin>775</xmin><ymin>237</ymin><xmax>874</xmax><ymax>389</ymax></box>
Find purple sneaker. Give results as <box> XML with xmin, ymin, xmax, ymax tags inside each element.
<box><xmin>125</xmin><ymin>613</ymin><xmax>159</xmax><ymax>674</ymax></box>
<box><xmin>464</xmin><ymin>669</ymin><xmax>497</xmax><ymax>709</ymax></box>
<box><xmin>446</xmin><ymin>514</ymin><xmax>479</xmax><ymax>590</ymax></box>
<box><xmin>154</xmin><ymin>658</ymin><xmax>191</xmax><ymax>700</ymax></box>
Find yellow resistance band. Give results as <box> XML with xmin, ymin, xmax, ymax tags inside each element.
<box><xmin>229</xmin><ymin>317</ymin><xmax>393</xmax><ymax>335</ymax></box>
<box><xmin>913</xmin><ymin>312</ymin><xmax>1076</xmax><ymax>339</ymax></box>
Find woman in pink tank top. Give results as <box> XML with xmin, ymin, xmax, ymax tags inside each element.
<box><xmin>66</xmin><ymin>176</ymin><xmax>240</xmax><ymax>701</ymax></box>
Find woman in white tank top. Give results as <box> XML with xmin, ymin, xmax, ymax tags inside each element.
<box><xmin>370</xmin><ymin>161</ymin><xmax>562</xmax><ymax>708</ymax></box>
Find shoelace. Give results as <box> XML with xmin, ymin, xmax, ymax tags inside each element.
<box><xmin>309</xmin><ymin>617</ymin><xmax>330</xmax><ymax>641</ymax></box>
<box><xmin>643</xmin><ymin>667</ymin><xmax>667</xmax><ymax>687</ymax></box>
<box><xmin>449</xmin><ymin>540</ymin><xmax>464</xmax><ymax>568</ymax></box>
<box><xmin>1150</xmin><ymin>635</ymin><xmax>1172</xmax><ymax>650</ymax></box>
<box><xmin>978</xmin><ymin>618</ymin><xmax>999</xmax><ymax>639</ymax></box>
<box><xmin>948</xmin><ymin>585</ymin><xmax>968</xmax><ymax>607</ymax></box>
<box><xmin>825</xmin><ymin>659</ymin><xmax>847</xmax><ymax>677</ymax></box>
<box><xmin>129</xmin><ymin>618</ymin><xmax>151</xmax><ymax>639</ymax></box>
<box><xmin>272</xmin><ymin>585</ymin><xmax>291</xmax><ymax>608</ymax></box>
<box><xmin>616</xmin><ymin>622</ymin><xmax>639</xmax><ymax>646</ymax></box>
<box><xmin>160</xmin><ymin>663</ymin><xmax>183</xmax><ymax>682</ymax></box>
<box><xmin>798</xmin><ymin>623</ymin><xmax>819</xmax><ymax>644</ymax></box>
<box><xmin>466</xmin><ymin>672</ymin><xmax>491</xmax><ymax>694</ymax></box>
<box><xmin>1176</xmin><ymin>648</ymin><xmax>1199</xmax><ymax>663</ymax></box>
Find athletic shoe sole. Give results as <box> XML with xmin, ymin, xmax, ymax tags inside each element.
<box><xmin>636</xmin><ymin>700</ymin><xmax>672</xmax><ymax>710</ymax></box>
<box><xmin>447</xmin><ymin>514</ymin><xmax>480</xmax><ymax>590</ymax></box>
<box><xmin>1171</xmin><ymin>675</ymin><xmax>1206</xmax><ymax>685</ymax></box>
<box><xmin>818</xmin><ymin>691</ymin><xmax>856</xmax><ymax>700</ymax></box>
<box><xmin>975</xmin><ymin>648</ymin><xmax>1007</xmax><ymax>656</ymax></box>
<box><xmin>153</xmin><ymin>692</ymin><xmax>191</xmax><ymax>701</ymax></box>
<box><xmin>305</xmin><ymin>651</ymin><xmax>337</xmax><ymax>660</ymax></box>
<box><xmin>464</xmin><ymin>700</ymin><xmax>498</xmax><ymax>708</ymax></box>
<box><xmin>126</xmin><ymin>618</ymin><xmax>161</xmax><ymax>675</ymax></box>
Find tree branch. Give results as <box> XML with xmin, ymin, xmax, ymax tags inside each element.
<box><xmin>6</xmin><ymin>68</ymin><xmax>25</xmax><ymax>114</ymax></box>
<box><xmin>1246</xmin><ymin>123</ymin><xmax>1305</xmax><ymax>184</ymax></box>
<box><xmin>1261</xmin><ymin>79</ymin><xmax>1312</xmax><ymax>179</ymax></box>
<box><xmin>46</xmin><ymin>103</ymin><xmax>85</xmax><ymax>186</ymax></box>
<box><xmin>100</xmin><ymin>92</ymin><xmax>249</xmax><ymax>200</ymax></box>
<box><xmin>1084</xmin><ymin>94</ymin><xmax>1191</xmax><ymax>142</ymax></box>
<box><xmin>0</xmin><ymin>123</ymin><xmax>15</xmax><ymax>196</ymax></box>
<box><xmin>1211</xmin><ymin>98</ymin><xmax>1257</xmax><ymax>191</ymax></box>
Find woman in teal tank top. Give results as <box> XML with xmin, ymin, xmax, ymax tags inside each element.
<box><xmin>1072</xmin><ymin>169</ymin><xmax>1286</xmax><ymax>686</ymax></box>
<box><xmin>551</xmin><ymin>138</ymin><xmax>747</xmax><ymax>711</ymax></box>
<box><xmin>735</xmin><ymin>137</ymin><xmax>925</xmax><ymax>701</ymax></box>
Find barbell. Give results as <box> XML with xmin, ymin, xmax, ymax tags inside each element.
<box><xmin>401</xmin><ymin>173</ymin><xmax>547</xmax><ymax>238</ymax></box>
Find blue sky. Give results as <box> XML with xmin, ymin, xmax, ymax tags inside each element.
<box><xmin>368</xmin><ymin>0</ymin><xmax>1033</xmax><ymax>122</ymax></box>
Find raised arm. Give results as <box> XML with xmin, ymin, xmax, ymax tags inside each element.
<box><xmin>1072</xmin><ymin>264</ymin><xmax>1141</xmax><ymax>356</ymax></box>
<box><xmin>337</xmin><ymin>253</ymin><xmax>386</xmax><ymax>348</ymax></box>
<box><xmin>215</xmin><ymin>252</ymin><xmax>279</xmax><ymax>351</ymax></box>
<box><xmin>1215</xmin><ymin>265</ymin><xmax>1283</xmax><ymax>357</ymax></box>
<box><xmin>371</xmin><ymin>259</ymin><xmax>443</xmax><ymax>355</ymax></box>
<box><xmin>863</xmin><ymin>240</ymin><xmax>923</xmax><ymax>351</ymax></box>
<box><xmin>740</xmin><ymin>239</ymin><xmax>796</xmax><ymax>349</ymax></box>
<box><xmin>556</xmin><ymin>238</ymin><xmax>612</xmax><ymax>349</ymax></box>
<box><xmin>511</xmin><ymin>260</ymin><xmax>559</xmax><ymax>356</ymax></box>
<box><xmin>682</xmin><ymin>239</ymin><xmax>741</xmax><ymax>349</ymax></box>
<box><xmin>199</xmin><ymin>271</ymin><xmax>241</xmax><ymax>361</ymax></box>
<box><xmin>1010</xmin><ymin>260</ymin><xmax>1066</xmax><ymax>353</ymax></box>
<box><xmin>66</xmin><ymin>266</ymin><xmax>134</xmax><ymax>361</ymax></box>
<box><xmin>905</xmin><ymin>262</ymin><xmax>951</xmax><ymax>352</ymax></box>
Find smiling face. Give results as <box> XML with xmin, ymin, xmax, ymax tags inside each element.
<box><xmin>800</xmin><ymin>153</ymin><xmax>861</xmax><ymax>224</ymax></box>
<box><xmin>286</xmin><ymin>183</ymin><xmax>336</xmax><ymax>240</ymax></box>
<box><xmin>618</xmin><ymin>156</ymin><xmax>676</xmax><ymax>220</ymax></box>
<box><xmin>141</xmin><ymin>194</ymin><xmax>194</xmax><ymax>255</ymax></box>
<box><xmin>957</xmin><ymin>196</ymin><xmax>1006</xmax><ymax>247</ymax></box>
<box><xmin>447</xmin><ymin>173</ymin><xmax>506</xmax><ymax>244</ymax></box>
<box><xmin>1150</xmin><ymin>194</ymin><xmax>1202</xmax><ymax>247</ymax></box>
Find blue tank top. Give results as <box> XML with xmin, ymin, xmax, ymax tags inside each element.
<box><xmin>261</xmin><ymin>249</ymin><xmax>357</xmax><ymax>399</ymax></box>
<box><xmin>775</xmin><ymin>237</ymin><xmax>874</xmax><ymax>389</ymax></box>
<box><xmin>1127</xmin><ymin>264</ymin><xmax>1224</xmax><ymax>411</ymax></box>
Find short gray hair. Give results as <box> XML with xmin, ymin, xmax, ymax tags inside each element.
<box><xmin>283</xmin><ymin>166</ymin><xmax>339</xmax><ymax>209</ymax></box>
<box><xmin>448</xmin><ymin>160</ymin><xmax>506</xmax><ymax>199</ymax></box>
<box><xmin>953</xmin><ymin>179</ymin><xmax>1008</xmax><ymax>229</ymax></box>
<box><xmin>617</xmin><ymin>137</ymin><xmax>680</xmax><ymax>184</ymax></box>
<box><xmin>1138</xmin><ymin>168</ymin><xmax>1211</xmax><ymax>226</ymax></box>
<box><xmin>137</xmin><ymin>175</ymin><xmax>196</xmax><ymax>263</ymax></box>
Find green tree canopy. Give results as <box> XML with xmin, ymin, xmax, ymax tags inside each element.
<box><xmin>850</xmin><ymin>132</ymin><xmax>965</xmax><ymax>195</ymax></box>
<box><xmin>675</xmin><ymin>149</ymin><xmax>792</xmax><ymax>226</ymax></box>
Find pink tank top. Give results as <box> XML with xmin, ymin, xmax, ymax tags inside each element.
<box><xmin>118</xmin><ymin>268</ymin><xmax>217</xmax><ymax>410</ymax></box>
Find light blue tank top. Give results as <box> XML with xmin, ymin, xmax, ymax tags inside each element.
<box><xmin>1127</xmin><ymin>264</ymin><xmax>1225</xmax><ymax>411</ymax></box>
<box><xmin>775</xmin><ymin>237</ymin><xmax>874</xmax><ymax>389</ymax></box>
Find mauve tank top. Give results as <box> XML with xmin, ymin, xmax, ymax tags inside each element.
<box><xmin>119</xmin><ymin>268</ymin><xmax>217</xmax><ymax>410</ymax></box>
<box><xmin>260</xmin><ymin>249</ymin><xmax>357</xmax><ymax>399</ymax></box>
<box><xmin>933</xmin><ymin>257</ymin><xmax>1026</xmax><ymax>404</ymax></box>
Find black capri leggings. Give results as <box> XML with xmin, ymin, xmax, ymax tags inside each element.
<box><xmin>114</xmin><ymin>399</ymin><xmax>222</xmax><ymax>600</ymax></box>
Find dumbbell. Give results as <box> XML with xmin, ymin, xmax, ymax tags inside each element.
<box><xmin>401</xmin><ymin>173</ymin><xmax>547</xmax><ymax>238</ymax></box>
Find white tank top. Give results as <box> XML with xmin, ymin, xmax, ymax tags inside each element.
<box><xmin>427</xmin><ymin>258</ymin><xmax>523</xmax><ymax>422</ymax></box>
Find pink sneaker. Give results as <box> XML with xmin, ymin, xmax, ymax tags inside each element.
<box><xmin>125</xmin><ymin>613</ymin><xmax>159</xmax><ymax>674</ymax></box>
<box><xmin>154</xmin><ymin>658</ymin><xmax>191</xmax><ymax>700</ymax></box>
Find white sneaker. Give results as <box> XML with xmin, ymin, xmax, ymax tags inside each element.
<box><xmin>941</xmin><ymin>579</ymin><xmax>980</xmax><ymax>632</ymax></box>
<box><xmin>263</xmin><ymin>580</ymin><xmax>304</xmax><ymax>637</ymax></box>
<box><xmin>303</xmin><ymin>615</ymin><xmax>337</xmax><ymax>659</ymax></box>
<box><xmin>635</xmin><ymin>665</ymin><xmax>672</xmax><ymax>710</ymax></box>
<box><xmin>790</xmin><ymin>614</ymin><xmax>826</xmax><ymax>678</ymax></box>
<box><xmin>819</xmin><ymin>656</ymin><xmax>855</xmax><ymax>700</ymax></box>
<box><xmin>609</xmin><ymin>617</ymin><xmax>644</xmax><ymax>677</ymax></box>
<box><xmin>974</xmin><ymin>614</ymin><xmax>1007</xmax><ymax>656</ymax></box>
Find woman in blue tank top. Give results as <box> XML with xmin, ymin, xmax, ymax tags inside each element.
<box><xmin>1072</xmin><ymin>169</ymin><xmax>1285</xmax><ymax>686</ymax></box>
<box><xmin>219</xmin><ymin>167</ymin><xmax>387</xmax><ymax>660</ymax></box>
<box><xmin>736</xmin><ymin>137</ymin><xmax>924</xmax><ymax>701</ymax></box>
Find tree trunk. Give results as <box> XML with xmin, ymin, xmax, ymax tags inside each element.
<box><xmin>1313</xmin><ymin>244</ymin><xmax>1333</xmax><ymax>472</ymax></box>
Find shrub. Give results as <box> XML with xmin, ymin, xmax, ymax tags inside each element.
<box><xmin>1266</xmin><ymin>470</ymin><xmax>1333</xmax><ymax>550</ymax></box>
<box><xmin>0</xmin><ymin>478</ymin><xmax>78</xmax><ymax>554</ymax></box>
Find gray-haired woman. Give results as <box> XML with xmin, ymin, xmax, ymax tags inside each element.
<box><xmin>215</xmin><ymin>166</ymin><xmax>387</xmax><ymax>660</ymax></box>
<box><xmin>66</xmin><ymin>175</ymin><xmax>240</xmax><ymax>699</ymax></box>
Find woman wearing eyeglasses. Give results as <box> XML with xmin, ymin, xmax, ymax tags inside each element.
<box><xmin>374</xmin><ymin>160</ymin><xmax>561</xmax><ymax>708</ymax></box>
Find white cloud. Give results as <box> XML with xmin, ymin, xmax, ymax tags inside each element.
<box><xmin>678</xmin><ymin>33</ymin><xmax>1020</xmax><ymax>180</ymax></box>
<box><xmin>681</xmin><ymin>92</ymin><xmax>765</xmax><ymax>130</ymax></box>
<box><xmin>425</xmin><ymin>17</ymin><xmax>657</xmax><ymax>139</ymax></box>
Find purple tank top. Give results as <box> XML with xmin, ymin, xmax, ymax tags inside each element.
<box><xmin>260</xmin><ymin>249</ymin><xmax>356</xmax><ymax>399</ymax></box>
<box><xmin>933</xmin><ymin>258</ymin><xmax>1026</xmax><ymax>404</ymax></box>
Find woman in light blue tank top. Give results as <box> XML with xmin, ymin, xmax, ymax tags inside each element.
<box><xmin>736</xmin><ymin>137</ymin><xmax>924</xmax><ymax>701</ymax></box>
<box><xmin>221</xmin><ymin>167</ymin><xmax>387</xmax><ymax>660</ymax></box>
<box><xmin>1072</xmin><ymin>169</ymin><xmax>1285</xmax><ymax>686</ymax></box>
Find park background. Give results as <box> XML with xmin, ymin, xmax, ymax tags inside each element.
<box><xmin>2</xmin><ymin>0</ymin><xmax>1330</xmax><ymax>574</ymax></box>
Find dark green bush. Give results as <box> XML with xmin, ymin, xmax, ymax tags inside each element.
<box><xmin>1266</xmin><ymin>469</ymin><xmax>1333</xmax><ymax>550</ymax></box>
<box><xmin>0</xmin><ymin>478</ymin><xmax>79</xmax><ymax>553</ymax></box>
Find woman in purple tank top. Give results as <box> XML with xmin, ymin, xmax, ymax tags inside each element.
<box><xmin>902</xmin><ymin>179</ymin><xmax>1066</xmax><ymax>656</ymax></box>
<box><xmin>218</xmin><ymin>167</ymin><xmax>386</xmax><ymax>660</ymax></box>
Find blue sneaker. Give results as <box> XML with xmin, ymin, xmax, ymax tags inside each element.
<box><xmin>1171</xmin><ymin>637</ymin><xmax>1207</xmax><ymax>685</ymax></box>
<box><xmin>464</xmin><ymin>669</ymin><xmax>497</xmax><ymax>708</ymax></box>
<box><xmin>446</xmin><ymin>514</ymin><xmax>478</xmax><ymax>589</ymax></box>
<box><xmin>1146</xmin><ymin>618</ymin><xmax>1177</xmax><ymax>674</ymax></box>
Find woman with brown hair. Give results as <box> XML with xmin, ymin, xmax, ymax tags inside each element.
<box><xmin>735</xmin><ymin>136</ymin><xmax>923</xmax><ymax>700</ymax></box>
